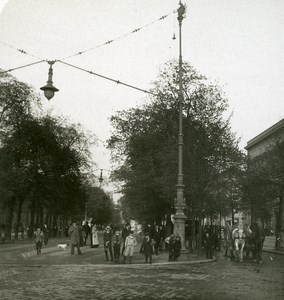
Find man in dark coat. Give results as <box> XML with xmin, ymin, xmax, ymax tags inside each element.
<box><xmin>112</xmin><ymin>229</ymin><xmax>122</xmax><ymax>263</ymax></box>
<box><xmin>152</xmin><ymin>225</ymin><xmax>161</xmax><ymax>255</ymax></box>
<box><xmin>68</xmin><ymin>221</ymin><xmax>82</xmax><ymax>255</ymax></box>
<box><xmin>203</xmin><ymin>228</ymin><xmax>214</xmax><ymax>259</ymax></box>
<box><xmin>82</xmin><ymin>221</ymin><xmax>91</xmax><ymax>246</ymax></box>
<box><xmin>103</xmin><ymin>225</ymin><xmax>113</xmax><ymax>261</ymax></box>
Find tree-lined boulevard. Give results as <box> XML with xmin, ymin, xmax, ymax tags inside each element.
<box><xmin>1</xmin><ymin>1</ymin><xmax>284</xmax><ymax>299</ymax></box>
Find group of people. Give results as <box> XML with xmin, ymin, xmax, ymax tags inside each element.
<box><xmin>103</xmin><ymin>224</ymin><xmax>138</xmax><ymax>263</ymax></box>
<box><xmin>32</xmin><ymin>220</ymin><xmax>267</xmax><ymax>263</ymax></box>
<box><xmin>139</xmin><ymin>224</ymin><xmax>181</xmax><ymax>263</ymax></box>
<box><xmin>66</xmin><ymin>221</ymin><xmax>138</xmax><ymax>263</ymax></box>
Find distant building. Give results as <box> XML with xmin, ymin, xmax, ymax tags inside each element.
<box><xmin>245</xmin><ymin>119</ymin><xmax>284</xmax><ymax>159</ymax></box>
<box><xmin>245</xmin><ymin>118</ymin><xmax>284</xmax><ymax>236</ymax></box>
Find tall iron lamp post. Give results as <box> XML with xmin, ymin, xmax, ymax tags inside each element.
<box><xmin>173</xmin><ymin>1</ymin><xmax>187</xmax><ymax>250</ymax></box>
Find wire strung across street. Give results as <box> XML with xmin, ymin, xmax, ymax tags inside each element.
<box><xmin>0</xmin><ymin>11</ymin><xmax>174</xmax><ymax>64</ymax></box>
<box><xmin>58</xmin><ymin>13</ymin><xmax>173</xmax><ymax>61</ymax></box>
<box><xmin>0</xmin><ymin>40</ymin><xmax>45</xmax><ymax>61</ymax></box>
<box><xmin>0</xmin><ymin>11</ymin><xmax>174</xmax><ymax>95</ymax></box>
<box><xmin>0</xmin><ymin>60</ymin><xmax>46</xmax><ymax>75</ymax></box>
<box><xmin>57</xmin><ymin>60</ymin><xmax>158</xmax><ymax>96</ymax></box>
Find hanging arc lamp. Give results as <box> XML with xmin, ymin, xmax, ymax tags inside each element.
<box><xmin>40</xmin><ymin>61</ymin><xmax>59</xmax><ymax>100</ymax></box>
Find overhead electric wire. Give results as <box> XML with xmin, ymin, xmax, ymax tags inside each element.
<box><xmin>0</xmin><ymin>11</ymin><xmax>173</xmax><ymax>64</ymax></box>
<box><xmin>0</xmin><ymin>40</ymin><xmax>45</xmax><ymax>61</ymax></box>
<box><xmin>0</xmin><ymin>60</ymin><xmax>46</xmax><ymax>75</ymax></box>
<box><xmin>58</xmin><ymin>12</ymin><xmax>173</xmax><ymax>61</ymax></box>
<box><xmin>58</xmin><ymin>60</ymin><xmax>157</xmax><ymax>96</ymax></box>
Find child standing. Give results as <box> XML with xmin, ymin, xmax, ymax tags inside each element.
<box><xmin>142</xmin><ymin>232</ymin><xmax>153</xmax><ymax>264</ymax></box>
<box><xmin>34</xmin><ymin>227</ymin><xmax>44</xmax><ymax>255</ymax></box>
<box><xmin>123</xmin><ymin>230</ymin><xmax>137</xmax><ymax>263</ymax></box>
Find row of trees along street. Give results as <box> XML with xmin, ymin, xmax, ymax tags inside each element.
<box><xmin>0</xmin><ymin>71</ymin><xmax>116</xmax><ymax>240</ymax></box>
<box><xmin>107</xmin><ymin>60</ymin><xmax>283</xmax><ymax>251</ymax></box>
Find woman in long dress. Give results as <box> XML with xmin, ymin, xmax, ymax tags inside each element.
<box><xmin>90</xmin><ymin>223</ymin><xmax>99</xmax><ymax>248</ymax></box>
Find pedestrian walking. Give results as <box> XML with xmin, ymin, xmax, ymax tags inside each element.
<box><xmin>142</xmin><ymin>232</ymin><xmax>153</xmax><ymax>264</ymax></box>
<box><xmin>121</xmin><ymin>223</ymin><xmax>131</xmax><ymax>255</ymax></box>
<box><xmin>159</xmin><ymin>225</ymin><xmax>166</xmax><ymax>252</ymax></box>
<box><xmin>123</xmin><ymin>230</ymin><xmax>137</xmax><ymax>264</ymax></box>
<box><xmin>153</xmin><ymin>225</ymin><xmax>161</xmax><ymax>255</ymax></box>
<box><xmin>103</xmin><ymin>225</ymin><xmax>113</xmax><ymax>261</ymax></box>
<box><xmin>203</xmin><ymin>228</ymin><xmax>214</xmax><ymax>259</ymax></box>
<box><xmin>90</xmin><ymin>222</ymin><xmax>99</xmax><ymax>248</ymax></box>
<box><xmin>82</xmin><ymin>221</ymin><xmax>91</xmax><ymax>246</ymax></box>
<box><xmin>34</xmin><ymin>227</ymin><xmax>44</xmax><ymax>255</ymax></box>
<box><xmin>68</xmin><ymin>221</ymin><xmax>82</xmax><ymax>255</ymax></box>
<box><xmin>174</xmin><ymin>235</ymin><xmax>182</xmax><ymax>260</ymax></box>
<box><xmin>112</xmin><ymin>229</ymin><xmax>122</xmax><ymax>262</ymax></box>
<box><xmin>168</xmin><ymin>234</ymin><xmax>176</xmax><ymax>261</ymax></box>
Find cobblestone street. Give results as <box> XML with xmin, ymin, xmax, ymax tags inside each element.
<box><xmin>0</xmin><ymin>250</ymin><xmax>283</xmax><ymax>300</ymax></box>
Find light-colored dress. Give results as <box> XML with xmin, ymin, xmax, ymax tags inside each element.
<box><xmin>91</xmin><ymin>225</ymin><xmax>99</xmax><ymax>248</ymax></box>
<box><xmin>124</xmin><ymin>235</ymin><xmax>137</xmax><ymax>257</ymax></box>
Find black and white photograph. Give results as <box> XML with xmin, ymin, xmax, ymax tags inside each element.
<box><xmin>0</xmin><ymin>0</ymin><xmax>283</xmax><ymax>299</ymax></box>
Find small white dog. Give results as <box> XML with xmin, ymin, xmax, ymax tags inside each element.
<box><xmin>57</xmin><ymin>243</ymin><xmax>69</xmax><ymax>251</ymax></box>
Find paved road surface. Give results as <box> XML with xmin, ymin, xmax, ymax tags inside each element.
<box><xmin>0</xmin><ymin>237</ymin><xmax>283</xmax><ymax>300</ymax></box>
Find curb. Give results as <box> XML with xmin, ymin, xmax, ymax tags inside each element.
<box><xmin>263</xmin><ymin>249</ymin><xmax>284</xmax><ymax>256</ymax></box>
<box><xmin>0</xmin><ymin>258</ymin><xmax>217</xmax><ymax>268</ymax></box>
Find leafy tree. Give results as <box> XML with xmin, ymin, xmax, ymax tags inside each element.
<box><xmin>0</xmin><ymin>72</ymin><xmax>97</xmax><ymax>239</ymax></box>
<box><xmin>108</xmin><ymin>60</ymin><xmax>244</xmax><ymax>226</ymax></box>
<box><xmin>86</xmin><ymin>186</ymin><xmax>115</xmax><ymax>225</ymax></box>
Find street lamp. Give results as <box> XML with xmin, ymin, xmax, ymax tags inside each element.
<box><xmin>173</xmin><ymin>1</ymin><xmax>187</xmax><ymax>250</ymax></box>
<box><xmin>40</xmin><ymin>61</ymin><xmax>59</xmax><ymax>100</ymax></box>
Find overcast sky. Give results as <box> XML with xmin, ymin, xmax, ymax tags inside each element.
<box><xmin>1</xmin><ymin>0</ymin><xmax>283</xmax><ymax>197</ymax></box>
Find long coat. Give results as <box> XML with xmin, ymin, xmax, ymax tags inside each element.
<box><xmin>124</xmin><ymin>235</ymin><xmax>137</xmax><ymax>256</ymax></box>
<box><xmin>68</xmin><ymin>224</ymin><xmax>81</xmax><ymax>245</ymax></box>
<box><xmin>142</xmin><ymin>237</ymin><xmax>153</xmax><ymax>256</ymax></box>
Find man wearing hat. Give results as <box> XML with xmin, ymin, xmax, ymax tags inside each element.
<box><xmin>103</xmin><ymin>225</ymin><xmax>113</xmax><ymax>261</ymax></box>
<box><xmin>68</xmin><ymin>221</ymin><xmax>82</xmax><ymax>255</ymax></box>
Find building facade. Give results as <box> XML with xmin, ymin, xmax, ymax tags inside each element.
<box><xmin>245</xmin><ymin>119</ymin><xmax>284</xmax><ymax>247</ymax></box>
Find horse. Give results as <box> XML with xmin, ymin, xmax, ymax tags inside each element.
<box><xmin>248</xmin><ymin>223</ymin><xmax>265</xmax><ymax>262</ymax></box>
<box><xmin>232</xmin><ymin>227</ymin><xmax>246</xmax><ymax>262</ymax></box>
<box><xmin>223</xmin><ymin>224</ymin><xmax>234</xmax><ymax>259</ymax></box>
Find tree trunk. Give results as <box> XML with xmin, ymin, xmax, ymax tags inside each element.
<box><xmin>197</xmin><ymin>213</ymin><xmax>202</xmax><ymax>255</ymax></box>
<box><xmin>15</xmin><ymin>198</ymin><xmax>24</xmax><ymax>240</ymax></box>
<box><xmin>29</xmin><ymin>198</ymin><xmax>36</xmax><ymax>239</ymax></box>
<box><xmin>4</xmin><ymin>202</ymin><xmax>15</xmax><ymax>241</ymax></box>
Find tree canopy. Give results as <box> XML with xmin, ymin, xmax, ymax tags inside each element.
<box><xmin>0</xmin><ymin>71</ymin><xmax>115</xmax><ymax>239</ymax></box>
<box><xmin>108</xmin><ymin>60</ymin><xmax>245</xmax><ymax>223</ymax></box>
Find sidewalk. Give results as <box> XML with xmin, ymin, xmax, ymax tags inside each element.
<box><xmin>0</xmin><ymin>234</ymin><xmax>215</xmax><ymax>266</ymax></box>
<box><xmin>262</xmin><ymin>235</ymin><xmax>284</xmax><ymax>256</ymax></box>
